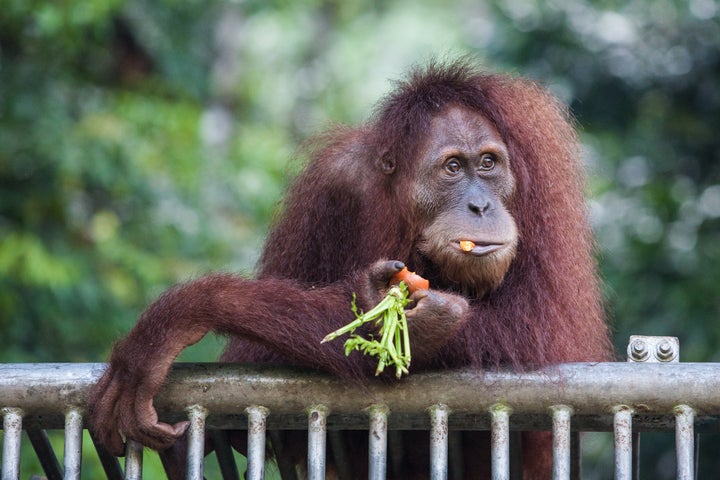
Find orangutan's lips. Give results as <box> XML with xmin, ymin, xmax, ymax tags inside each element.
<box><xmin>455</xmin><ymin>240</ymin><xmax>504</xmax><ymax>256</ymax></box>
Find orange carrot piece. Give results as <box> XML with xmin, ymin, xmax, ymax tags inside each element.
<box><xmin>389</xmin><ymin>267</ymin><xmax>430</xmax><ymax>293</ymax></box>
<box><xmin>459</xmin><ymin>240</ymin><xmax>476</xmax><ymax>252</ymax></box>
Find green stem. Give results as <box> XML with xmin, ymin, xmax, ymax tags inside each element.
<box><xmin>401</xmin><ymin>311</ymin><xmax>411</xmax><ymax>367</ymax></box>
<box><xmin>322</xmin><ymin>287</ymin><xmax>404</xmax><ymax>343</ymax></box>
<box><xmin>321</xmin><ymin>317</ymin><xmax>364</xmax><ymax>343</ymax></box>
<box><xmin>324</xmin><ymin>283</ymin><xmax>414</xmax><ymax>378</ymax></box>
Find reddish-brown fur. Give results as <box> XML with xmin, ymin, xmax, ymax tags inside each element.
<box><xmin>246</xmin><ymin>62</ymin><xmax>612</xmax><ymax>369</ymax></box>
<box><xmin>88</xmin><ymin>60</ymin><xmax>613</xmax><ymax>479</ymax></box>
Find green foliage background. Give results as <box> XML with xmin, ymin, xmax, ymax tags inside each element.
<box><xmin>1</xmin><ymin>0</ymin><xmax>719</xmax><ymax>478</ymax></box>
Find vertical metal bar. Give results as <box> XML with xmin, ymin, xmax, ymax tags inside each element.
<box><xmin>307</xmin><ymin>406</ymin><xmax>328</xmax><ymax>480</ymax></box>
<box><xmin>551</xmin><ymin>405</ymin><xmax>572</xmax><ymax>480</ymax></box>
<box><xmin>245</xmin><ymin>406</ymin><xmax>269</xmax><ymax>480</ymax></box>
<box><xmin>368</xmin><ymin>405</ymin><xmax>389</xmax><ymax>480</ymax></box>
<box><xmin>63</xmin><ymin>408</ymin><xmax>83</xmax><ymax>480</ymax></box>
<box><xmin>185</xmin><ymin>405</ymin><xmax>208</xmax><ymax>480</ymax></box>
<box><xmin>613</xmin><ymin>406</ymin><xmax>633</xmax><ymax>480</ymax></box>
<box><xmin>124</xmin><ymin>440</ymin><xmax>144</xmax><ymax>480</ymax></box>
<box><xmin>2</xmin><ymin>408</ymin><xmax>23</xmax><ymax>480</ymax></box>
<box><xmin>429</xmin><ymin>404</ymin><xmax>449</xmax><ymax>480</ymax></box>
<box><xmin>490</xmin><ymin>404</ymin><xmax>511</xmax><ymax>480</ymax></box>
<box><xmin>674</xmin><ymin>405</ymin><xmax>695</xmax><ymax>480</ymax></box>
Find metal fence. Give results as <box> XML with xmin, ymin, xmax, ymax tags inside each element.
<box><xmin>1</xmin><ymin>336</ymin><xmax>719</xmax><ymax>479</ymax></box>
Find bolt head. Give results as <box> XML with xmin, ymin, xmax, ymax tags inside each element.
<box><xmin>629</xmin><ymin>339</ymin><xmax>649</xmax><ymax>361</ymax></box>
<box><xmin>656</xmin><ymin>341</ymin><xmax>676</xmax><ymax>361</ymax></box>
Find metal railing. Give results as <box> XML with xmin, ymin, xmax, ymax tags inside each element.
<box><xmin>1</xmin><ymin>337</ymin><xmax>719</xmax><ymax>479</ymax></box>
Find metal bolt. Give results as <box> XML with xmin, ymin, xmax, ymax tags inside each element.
<box><xmin>656</xmin><ymin>341</ymin><xmax>676</xmax><ymax>361</ymax></box>
<box><xmin>629</xmin><ymin>339</ymin><xmax>649</xmax><ymax>362</ymax></box>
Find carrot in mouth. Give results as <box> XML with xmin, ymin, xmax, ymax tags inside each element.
<box><xmin>459</xmin><ymin>240</ymin><xmax>476</xmax><ymax>252</ymax></box>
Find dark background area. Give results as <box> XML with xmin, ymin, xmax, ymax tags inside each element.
<box><xmin>1</xmin><ymin>1</ymin><xmax>719</xmax><ymax>477</ymax></box>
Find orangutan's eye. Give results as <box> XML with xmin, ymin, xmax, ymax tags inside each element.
<box><xmin>479</xmin><ymin>154</ymin><xmax>496</xmax><ymax>171</ymax></box>
<box><xmin>445</xmin><ymin>158</ymin><xmax>462</xmax><ymax>174</ymax></box>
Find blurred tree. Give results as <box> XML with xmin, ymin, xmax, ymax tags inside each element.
<box><xmin>1</xmin><ymin>0</ymin><xmax>718</xmax><ymax>478</ymax></box>
<box><xmin>482</xmin><ymin>0</ymin><xmax>720</xmax><ymax>364</ymax></box>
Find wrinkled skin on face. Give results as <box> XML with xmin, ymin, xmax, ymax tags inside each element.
<box><xmin>412</xmin><ymin>105</ymin><xmax>518</xmax><ymax>297</ymax></box>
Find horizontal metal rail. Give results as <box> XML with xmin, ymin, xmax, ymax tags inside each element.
<box><xmin>0</xmin><ymin>362</ymin><xmax>717</xmax><ymax>413</ymax></box>
<box><xmin>1</xmin><ymin>362</ymin><xmax>719</xmax><ymax>479</ymax></box>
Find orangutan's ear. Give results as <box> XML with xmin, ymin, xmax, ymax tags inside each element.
<box><xmin>376</xmin><ymin>151</ymin><xmax>396</xmax><ymax>175</ymax></box>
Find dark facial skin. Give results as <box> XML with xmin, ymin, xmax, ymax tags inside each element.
<box><xmin>412</xmin><ymin>105</ymin><xmax>518</xmax><ymax>296</ymax></box>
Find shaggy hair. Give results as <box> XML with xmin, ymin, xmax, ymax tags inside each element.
<box><xmin>90</xmin><ymin>60</ymin><xmax>613</xmax><ymax>479</ymax></box>
<box><xmin>256</xmin><ymin>59</ymin><xmax>613</xmax><ymax>371</ymax></box>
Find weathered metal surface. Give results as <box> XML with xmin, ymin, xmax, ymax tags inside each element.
<box><xmin>367</xmin><ymin>405</ymin><xmax>389</xmax><ymax>480</ymax></box>
<box><xmin>307</xmin><ymin>406</ymin><xmax>327</xmax><ymax>480</ymax></box>
<box><xmin>429</xmin><ymin>404</ymin><xmax>449</xmax><ymax>480</ymax></box>
<box><xmin>490</xmin><ymin>404</ymin><xmax>511</xmax><ymax>480</ymax></box>
<box><xmin>551</xmin><ymin>405</ymin><xmax>572</xmax><ymax>480</ymax></box>
<box><xmin>674</xmin><ymin>405</ymin><xmax>695</xmax><ymax>480</ymax></box>
<box><xmin>2</xmin><ymin>407</ymin><xmax>23</xmax><ymax>480</ymax></box>
<box><xmin>613</xmin><ymin>406</ymin><xmax>633</xmax><ymax>480</ymax></box>
<box><xmin>63</xmin><ymin>408</ymin><xmax>83</xmax><ymax>480</ymax></box>
<box><xmin>124</xmin><ymin>440</ymin><xmax>143</xmax><ymax>480</ymax></box>
<box><xmin>1</xmin><ymin>363</ymin><xmax>719</xmax><ymax>412</ymax></box>
<box><xmin>2</xmin><ymin>361</ymin><xmax>720</xmax><ymax>480</ymax></box>
<box><xmin>1</xmin><ymin>362</ymin><xmax>720</xmax><ymax>433</ymax></box>
<box><xmin>186</xmin><ymin>405</ymin><xmax>208</xmax><ymax>480</ymax></box>
<box><xmin>245</xmin><ymin>406</ymin><xmax>268</xmax><ymax>480</ymax></box>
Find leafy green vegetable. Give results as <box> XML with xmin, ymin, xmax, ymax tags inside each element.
<box><xmin>322</xmin><ymin>283</ymin><xmax>412</xmax><ymax>378</ymax></box>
